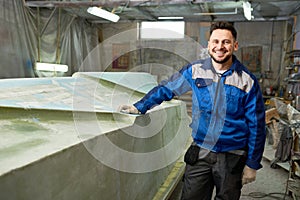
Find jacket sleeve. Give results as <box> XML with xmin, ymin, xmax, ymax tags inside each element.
<box><xmin>134</xmin><ymin>66</ymin><xmax>192</xmax><ymax>114</ymax></box>
<box><xmin>244</xmin><ymin>78</ymin><xmax>266</xmax><ymax>170</ymax></box>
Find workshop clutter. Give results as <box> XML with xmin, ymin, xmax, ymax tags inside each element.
<box><xmin>265</xmin><ymin>98</ymin><xmax>300</xmax><ymax>197</ymax></box>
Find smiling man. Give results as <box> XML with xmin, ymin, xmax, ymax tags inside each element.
<box><xmin>120</xmin><ymin>21</ymin><xmax>266</xmax><ymax>200</ymax></box>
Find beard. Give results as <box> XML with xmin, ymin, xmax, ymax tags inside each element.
<box><xmin>209</xmin><ymin>52</ymin><xmax>232</xmax><ymax>64</ymax></box>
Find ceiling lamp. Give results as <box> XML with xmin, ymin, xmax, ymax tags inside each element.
<box><xmin>87</xmin><ymin>7</ymin><xmax>120</xmax><ymax>23</ymax></box>
<box><xmin>243</xmin><ymin>1</ymin><xmax>253</xmax><ymax>20</ymax></box>
<box><xmin>35</xmin><ymin>62</ymin><xmax>68</xmax><ymax>72</ymax></box>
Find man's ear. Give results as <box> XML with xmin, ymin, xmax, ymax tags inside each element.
<box><xmin>234</xmin><ymin>41</ymin><xmax>239</xmax><ymax>51</ymax></box>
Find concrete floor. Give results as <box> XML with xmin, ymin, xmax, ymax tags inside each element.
<box><xmin>241</xmin><ymin>158</ymin><xmax>293</xmax><ymax>200</ymax></box>
<box><xmin>169</xmin><ymin>158</ymin><xmax>294</xmax><ymax>200</ymax></box>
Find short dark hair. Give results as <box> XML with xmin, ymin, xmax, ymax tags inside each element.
<box><xmin>209</xmin><ymin>21</ymin><xmax>237</xmax><ymax>40</ymax></box>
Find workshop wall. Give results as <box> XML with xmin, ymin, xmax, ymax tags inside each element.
<box><xmin>183</xmin><ymin>21</ymin><xmax>291</xmax><ymax>91</ymax></box>
<box><xmin>99</xmin><ymin>21</ymin><xmax>292</xmax><ymax>90</ymax></box>
<box><xmin>236</xmin><ymin>21</ymin><xmax>291</xmax><ymax>91</ymax></box>
<box><xmin>0</xmin><ymin>0</ymin><xmax>298</xmax><ymax>91</ymax></box>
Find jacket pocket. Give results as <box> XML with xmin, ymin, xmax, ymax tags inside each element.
<box><xmin>195</xmin><ymin>78</ymin><xmax>213</xmax><ymax>88</ymax></box>
<box><xmin>194</xmin><ymin>78</ymin><xmax>213</xmax><ymax>110</ymax></box>
<box><xmin>226</xmin><ymin>152</ymin><xmax>247</xmax><ymax>174</ymax></box>
<box><xmin>226</xmin><ymin>87</ymin><xmax>243</xmax><ymax>115</ymax></box>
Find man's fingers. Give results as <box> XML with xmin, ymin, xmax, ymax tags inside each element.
<box><xmin>242</xmin><ymin>166</ymin><xmax>256</xmax><ymax>185</ymax></box>
<box><xmin>119</xmin><ymin>105</ymin><xmax>132</xmax><ymax>113</ymax></box>
<box><xmin>242</xmin><ymin>177</ymin><xmax>255</xmax><ymax>185</ymax></box>
<box><xmin>119</xmin><ymin>105</ymin><xmax>139</xmax><ymax>114</ymax></box>
<box><xmin>118</xmin><ymin>105</ymin><xmax>129</xmax><ymax>112</ymax></box>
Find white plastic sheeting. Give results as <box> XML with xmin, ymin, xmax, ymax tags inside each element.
<box><xmin>0</xmin><ymin>0</ymin><xmax>99</xmax><ymax>78</ymax></box>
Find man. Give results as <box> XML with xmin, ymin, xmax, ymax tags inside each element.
<box><xmin>120</xmin><ymin>21</ymin><xmax>266</xmax><ymax>200</ymax></box>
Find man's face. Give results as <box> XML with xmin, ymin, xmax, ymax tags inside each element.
<box><xmin>207</xmin><ymin>29</ymin><xmax>238</xmax><ymax>64</ymax></box>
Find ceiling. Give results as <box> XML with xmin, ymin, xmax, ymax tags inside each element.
<box><xmin>24</xmin><ymin>0</ymin><xmax>300</xmax><ymax>23</ymax></box>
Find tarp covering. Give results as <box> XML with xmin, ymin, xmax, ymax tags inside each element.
<box><xmin>0</xmin><ymin>0</ymin><xmax>99</xmax><ymax>78</ymax></box>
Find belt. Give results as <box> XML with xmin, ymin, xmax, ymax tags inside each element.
<box><xmin>191</xmin><ymin>142</ymin><xmax>247</xmax><ymax>158</ymax></box>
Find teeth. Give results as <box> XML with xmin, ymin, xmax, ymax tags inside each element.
<box><xmin>215</xmin><ymin>51</ymin><xmax>225</xmax><ymax>55</ymax></box>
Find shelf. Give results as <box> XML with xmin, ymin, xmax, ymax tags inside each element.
<box><xmin>288</xmin><ymin>80</ymin><xmax>300</xmax><ymax>83</ymax></box>
<box><xmin>287</xmin><ymin>64</ymin><xmax>300</xmax><ymax>68</ymax></box>
<box><xmin>286</xmin><ymin>67</ymin><xmax>294</xmax><ymax>70</ymax></box>
<box><xmin>288</xmin><ymin>50</ymin><xmax>300</xmax><ymax>57</ymax></box>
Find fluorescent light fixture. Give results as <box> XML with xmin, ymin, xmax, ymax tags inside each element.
<box><xmin>243</xmin><ymin>1</ymin><xmax>253</xmax><ymax>20</ymax></box>
<box><xmin>158</xmin><ymin>16</ymin><xmax>184</xmax><ymax>20</ymax></box>
<box><xmin>87</xmin><ymin>7</ymin><xmax>120</xmax><ymax>22</ymax></box>
<box><xmin>35</xmin><ymin>62</ymin><xmax>68</xmax><ymax>72</ymax></box>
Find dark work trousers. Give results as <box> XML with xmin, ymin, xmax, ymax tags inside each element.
<box><xmin>181</xmin><ymin>151</ymin><xmax>246</xmax><ymax>200</ymax></box>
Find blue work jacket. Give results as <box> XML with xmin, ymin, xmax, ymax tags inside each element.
<box><xmin>134</xmin><ymin>56</ymin><xmax>266</xmax><ymax>170</ymax></box>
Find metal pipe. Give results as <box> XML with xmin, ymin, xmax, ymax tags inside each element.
<box><xmin>193</xmin><ymin>7</ymin><xmax>237</xmax><ymax>15</ymax></box>
<box><xmin>40</xmin><ymin>7</ymin><xmax>57</xmax><ymax>36</ymax></box>
<box><xmin>37</xmin><ymin>7</ymin><xmax>41</xmax><ymax>62</ymax></box>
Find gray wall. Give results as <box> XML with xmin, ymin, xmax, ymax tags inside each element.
<box><xmin>101</xmin><ymin>21</ymin><xmax>293</xmax><ymax>93</ymax></box>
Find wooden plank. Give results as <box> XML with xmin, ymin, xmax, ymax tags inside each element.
<box><xmin>265</xmin><ymin>108</ymin><xmax>280</xmax><ymax>124</ymax></box>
